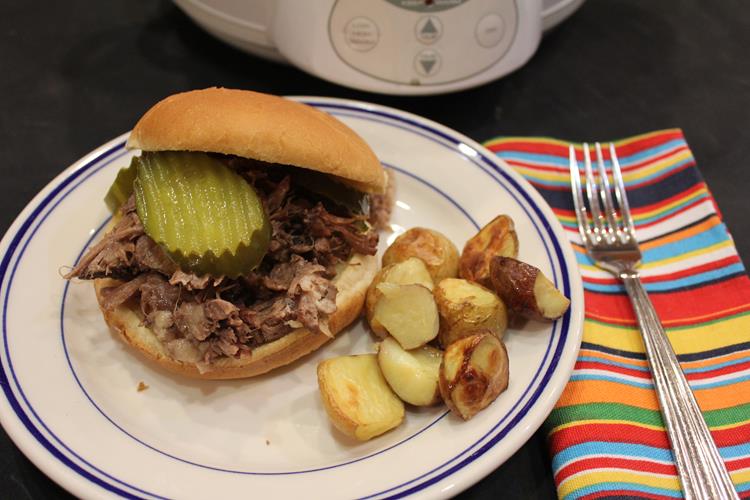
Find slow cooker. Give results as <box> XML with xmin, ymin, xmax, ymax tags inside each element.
<box><xmin>174</xmin><ymin>0</ymin><xmax>585</xmax><ymax>95</ymax></box>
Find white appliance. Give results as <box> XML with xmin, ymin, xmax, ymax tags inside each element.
<box><xmin>174</xmin><ymin>0</ymin><xmax>585</xmax><ymax>95</ymax></box>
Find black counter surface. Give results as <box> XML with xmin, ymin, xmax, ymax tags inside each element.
<box><xmin>1</xmin><ymin>1</ymin><xmax>749</xmax><ymax>498</ymax></box>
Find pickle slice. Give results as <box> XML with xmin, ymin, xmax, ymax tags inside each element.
<box><xmin>104</xmin><ymin>156</ymin><xmax>140</xmax><ymax>213</ymax></box>
<box><xmin>134</xmin><ymin>152</ymin><xmax>270</xmax><ymax>278</ymax></box>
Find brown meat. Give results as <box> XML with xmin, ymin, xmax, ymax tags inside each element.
<box><xmin>263</xmin><ymin>260</ymin><xmax>297</xmax><ymax>291</ymax></box>
<box><xmin>204</xmin><ymin>299</ymin><xmax>238</xmax><ymax>322</ymax></box>
<box><xmin>369</xmin><ymin>168</ymin><xmax>395</xmax><ymax>230</ymax></box>
<box><xmin>134</xmin><ymin>236</ymin><xmax>177</xmax><ymax>275</ymax></box>
<box><xmin>139</xmin><ymin>274</ymin><xmax>180</xmax><ymax>317</ymax></box>
<box><xmin>305</xmin><ymin>203</ymin><xmax>378</xmax><ymax>257</ymax></box>
<box><xmin>214</xmin><ymin>328</ymin><xmax>240</xmax><ymax>357</ymax></box>
<box><xmin>98</xmin><ymin>274</ymin><xmax>149</xmax><ymax>310</ymax></box>
<box><xmin>286</xmin><ymin>257</ymin><xmax>338</xmax><ymax>333</ymax></box>
<box><xmin>264</xmin><ymin>175</ymin><xmax>290</xmax><ymax>213</ymax></box>
<box><xmin>65</xmin><ymin>211</ymin><xmax>143</xmax><ymax>280</ymax></box>
<box><xmin>169</xmin><ymin>270</ymin><xmax>220</xmax><ymax>291</ymax></box>
<box><xmin>296</xmin><ymin>294</ymin><xmax>320</xmax><ymax>333</ymax></box>
<box><xmin>238</xmin><ymin>293</ymin><xmax>317</xmax><ymax>346</ymax></box>
<box><xmin>174</xmin><ymin>302</ymin><xmax>212</xmax><ymax>342</ymax></box>
<box><xmin>67</xmin><ymin>159</ymin><xmax>381</xmax><ymax>365</ymax></box>
<box><xmin>263</xmin><ymin>255</ymin><xmax>312</xmax><ymax>291</ymax></box>
<box><xmin>146</xmin><ymin>310</ymin><xmax>177</xmax><ymax>342</ymax></box>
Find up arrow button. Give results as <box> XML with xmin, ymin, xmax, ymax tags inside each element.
<box><xmin>422</xmin><ymin>19</ymin><xmax>438</xmax><ymax>35</ymax></box>
<box><xmin>415</xmin><ymin>16</ymin><xmax>442</xmax><ymax>44</ymax></box>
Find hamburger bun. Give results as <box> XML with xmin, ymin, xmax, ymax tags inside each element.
<box><xmin>126</xmin><ymin>88</ymin><xmax>387</xmax><ymax>193</ymax></box>
<box><xmin>95</xmin><ymin>253</ymin><xmax>377</xmax><ymax>379</ymax></box>
<box><xmin>91</xmin><ymin>88</ymin><xmax>385</xmax><ymax>379</ymax></box>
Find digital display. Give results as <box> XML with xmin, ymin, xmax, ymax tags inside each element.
<box><xmin>383</xmin><ymin>0</ymin><xmax>467</xmax><ymax>13</ymax></box>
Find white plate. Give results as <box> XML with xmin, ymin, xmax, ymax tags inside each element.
<box><xmin>0</xmin><ymin>98</ymin><xmax>583</xmax><ymax>499</ymax></box>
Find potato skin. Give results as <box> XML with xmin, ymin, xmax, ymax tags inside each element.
<box><xmin>439</xmin><ymin>332</ymin><xmax>509</xmax><ymax>420</ymax></box>
<box><xmin>434</xmin><ymin>278</ymin><xmax>508</xmax><ymax>348</ymax></box>
<box><xmin>458</xmin><ymin>215</ymin><xmax>518</xmax><ymax>287</ymax></box>
<box><xmin>382</xmin><ymin>228</ymin><xmax>459</xmax><ymax>282</ymax></box>
<box><xmin>489</xmin><ymin>256</ymin><xmax>569</xmax><ymax>321</ymax></box>
<box><xmin>365</xmin><ymin>258</ymin><xmax>434</xmax><ymax>338</ymax></box>
<box><xmin>489</xmin><ymin>256</ymin><xmax>537</xmax><ymax>318</ymax></box>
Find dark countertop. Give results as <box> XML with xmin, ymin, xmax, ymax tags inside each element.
<box><xmin>1</xmin><ymin>1</ymin><xmax>748</xmax><ymax>498</ymax></box>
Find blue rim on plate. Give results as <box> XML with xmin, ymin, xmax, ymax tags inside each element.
<box><xmin>0</xmin><ymin>99</ymin><xmax>582</xmax><ymax>499</ymax></box>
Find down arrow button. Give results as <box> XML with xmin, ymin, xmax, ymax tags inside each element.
<box><xmin>414</xmin><ymin>50</ymin><xmax>442</xmax><ymax>76</ymax></box>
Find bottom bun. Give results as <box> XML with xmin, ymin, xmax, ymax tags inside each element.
<box><xmin>94</xmin><ymin>254</ymin><xmax>378</xmax><ymax>379</ymax></box>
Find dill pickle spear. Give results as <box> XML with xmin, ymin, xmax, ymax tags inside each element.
<box><xmin>134</xmin><ymin>152</ymin><xmax>270</xmax><ymax>278</ymax></box>
<box><xmin>104</xmin><ymin>156</ymin><xmax>140</xmax><ymax>213</ymax></box>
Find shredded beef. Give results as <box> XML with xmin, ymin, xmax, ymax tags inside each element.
<box><xmin>305</xmin><ymin>203</ymin><xmax>378</xmax><ymax>256</ymax></box>
<box><xmin>263</xmin><ymin>255</ymin><xmax>316</xmax><ymax>291</ymax></box>
<box><xmin>139</xmin><ymin>274</ymin><xmax>180</xmax><ymax>317</ymax></box>
<box><xmin>264</xmin><ymin>175</ymin><xmax>290</xmax><ymax>213</ymax></box>
<box><xmin>67</xmin><ymin>157</ymin><xmax>383</xmax><ymax>367</ymax></box>
<box><xmin>204</xmin><ymin>298</ymin><xmax>238</xmax><ymax>321</ymax></box>
<box><xmin>64</xmin><ymin>198</ymin><xmax>179</xmax><ymax>280</ymax></box>
<box><xmin>369</xmin><ymin>169</ymin><xmax>396</xmax><ymax>231</ymax></box>
<box><xmin>214</xmin><ymin>328</ymin><xmax>239</xmax><ymax>357</ymax></box>
<box><xmin>169</xmin><ymin>270</ymin><xmax>219</xmax><ymax>291</ymax></box>
<box><xmin>135</xmin><ymin>236</ymin><xmax>177</xmax><ymax>276</ymax></box>
<box><xmin>240</xmin><ymin>296</ymin><xmax>296</xmax><ymax>343</ymax></box>
<box><xmin>148</xmin><ymin>310</ymin><xmax>176</xmax><ymax>342</ymax></box>
<box><xmin>64</xmin><ymin>208</ymin><xmax>143</xmax><ymax>280</ymax></box>
<box><xmin>286</xmin><ymin>258</ymin><xmax>338</xmax><ymax>334</ymax></box>
<box><xmin>263</xmin><ymin>260</ymin><xmax>298</xmax><ymax>291</ymax></box>
<box><xmin>174</xmin><ymin>302</ymin><xmax>212</xmax><ymax>342</ymax></box>
<box><xmin>99</xmin><ymin>274</ymin><xmax>149</xmax><ymax>310</ymax></box>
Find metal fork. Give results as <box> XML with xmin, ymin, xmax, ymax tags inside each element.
<box><xmin>569</xmin><ymin>143</ymin><xmax>739</xmax><ymax>500</ymax></box>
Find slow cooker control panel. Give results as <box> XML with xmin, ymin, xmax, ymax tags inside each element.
<box><xmin>329</xmin><ymin>0</ymin><xmax>519</xmax><ymax>86</ymax></box>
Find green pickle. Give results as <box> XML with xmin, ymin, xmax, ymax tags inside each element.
<box><xmin>134</xmin><ymin>152</ymin><xmax>270</xmax><ymax>278</ymax></box>
<box><xmin>104</xmin><ymin>156</ymin><xmax>140</xmax><ymax>213</ymax></box>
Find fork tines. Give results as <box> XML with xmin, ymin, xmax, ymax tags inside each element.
<box><xmin>569</xmin><ymin>142</ymin><xmax>635</xmax><ymax>247</ymax></box>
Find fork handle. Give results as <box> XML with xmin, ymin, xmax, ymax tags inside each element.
<box><xmin>621</xmin><ymin>273</ymin><xmax>739</xmax><ymax>500</ymax></box>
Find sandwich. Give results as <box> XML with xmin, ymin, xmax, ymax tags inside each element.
<box><xmin>65</xmin><ymin>88</ymin><xmax>392</xmax><ymax>379</ymax></box>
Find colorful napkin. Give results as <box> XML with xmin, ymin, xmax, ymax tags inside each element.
<box><xmin>483</xmin><ymin>130</ymin><xmax>750</xmax><ymax>499</ymax></box>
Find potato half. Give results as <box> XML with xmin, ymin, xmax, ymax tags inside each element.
<box><xmin>458</xmin><ymin>215</ymin><xmax>519</xmax><ymax>287</ymax></box>
<box><xmin>439</xmin><ymin>332</ymin><xmax>509</xmax><ymax>420</ymax></box>
<box><xmin>365</xmin><ymin>258</ymin><xmax>434</xmax><ymax>338</ymax></box>
<box><xmin>377</xmin><ymin>336</ymin><xmax>443</xmax><ymax>406</ymax></box>
<box><xmin>372</xmin><ymin>283</ymin><xmax>439</xmax><ymax>349</ymax></box>
<box><xmin>382</xmin><ymin>228</ymin><xmax>459</xmax><ymax>282</ymax></box>
<box><xmin>434</xmin><ymin>278</ymin><xmax>508</xmax><ymax>348</ymax></box>
<box><xmin>317</xmin><ymin>354</ymin><xmax>405</xmax><ymax>441</ymax></box>
<box><xmin>489</xmin><ymin>256</ymin><xmax>570</xmax><ymax>321</ymax></box>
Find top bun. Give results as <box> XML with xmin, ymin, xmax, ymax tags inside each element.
<box><xmin>126</xmin><ymin>88</ymin><xmax>386</xmax><ymax>193</ymax></box>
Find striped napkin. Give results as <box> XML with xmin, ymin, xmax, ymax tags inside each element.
<box><xmin>483</xmin><ymin>130</ymin><xmax>750</xmax><ymax>499</ymax></box>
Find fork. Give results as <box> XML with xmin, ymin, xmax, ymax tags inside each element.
<box><xmin>569</xmin><ymin>143</ymin><xmax>739</xmax><ymax>500</ymax></box>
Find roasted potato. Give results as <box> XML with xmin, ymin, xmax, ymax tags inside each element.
<box><xmin>377</xmin><ymin>336</ymin><xmax>443</xmax><ymax>406</ymax></box>
<box><xmin>382</xmin><ymin>228</ymin><xmax>459</xmax><ymax>282</ymax></box>
<box><xmin>317</xmin><ymin>354</ymin><xmax>405</xmax><ymax>441</ymax></box>
<box><xmin>372</xmin><ymin>283</ymin><xmax>439</xmax><ymax>349</ymax></box>
<box><xmin>434</xmin><ymin>278</ymin><xmax>508</xmax><ymax>348</ymax></box>
<box><xmin>439</xmin><ymin>332</ymin><xmax>509</xmax><ymax>420</ymax></box>
<box><xmin>489</xmin><ymin>256</ymin><xmax>570</xmax><ymax>321</ymax></box>
<box><xmin>365</xmin><ymin>258</ymin><xmax>434</xmax><ymax>338</ymax></box>
<box><xmin>458</xmin><ymin>215</ymin><xmax>519</xmax><ymax>287</ymax></box>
